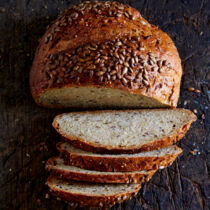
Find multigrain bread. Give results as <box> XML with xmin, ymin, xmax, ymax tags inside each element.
<box><xmin>30</xmin><ymin>1</ymin><xmax>182</xmax><ymax>109</ymax></box>
<box><xmin>46</xmin><ymin>176</ymin><xmax>141</xmax><ymax>208</ymax></box>
<box><xmin>46</xmin><ymin>157</ymin><xmax>156</xmax><ymax>183</ymax></box>
<box><xmin>53</xmin><ymin>109</ymin><xmax>196</xmax><ymax>154</ymax></box>
<box><xmin>57</xmin><ymin>142</ymin><xmax>182</xmax><ymax>172</ymax></box>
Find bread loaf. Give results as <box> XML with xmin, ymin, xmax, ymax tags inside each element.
<box><xmin>46</xmin><ymin>176</ymin><xmax>141</xmax><ymax>208</ymax></box>
<box><xmin>30</xmin><ymin>1</ymin><xmax>182</xmax><ymax>109</ymax></box>
<box><xmin>46</xmin><ymin>157</ymin><xmax>156</xmax><ymax>183</ymax></box>
<box><xmin>53</xmin><ymin>109</ymin><xmax>196</xmax><ymax>154</ymax></box>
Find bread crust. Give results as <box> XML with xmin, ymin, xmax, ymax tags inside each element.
<box><xmin>46</xmin><ymin>157</ymin><xmax>156</xmax><ymax>183</ymax></box>
<box><xmin>53</xmin><ymin>109</ymin><xmax>196</xmax><ymax>154</ymax></box>
<box><xmin>57</xmin><ymin>142</ymin><xmax>182</xmax><ymax>172</ymax></box>
<box><xmin>30</xmin><ymin>1</ymin><xmax>182</xmax><ymax>108</ymax></box>
<box><xmin>47</xmin><ymin>176</ymin><xmax>141</xmax><ymax>208</ymax></box>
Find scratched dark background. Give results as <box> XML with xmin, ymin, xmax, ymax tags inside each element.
<box><xmin>0</xmin><ymin>0</ymin><xmax>209</xmax><ymax>209</ymax></box>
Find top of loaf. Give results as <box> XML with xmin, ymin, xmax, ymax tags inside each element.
<box><xmin>30</xmin><ymin>1</ymin><xmax>182</xmax><ymax>108</ymax></box>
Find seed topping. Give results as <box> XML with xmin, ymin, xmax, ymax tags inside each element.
<box><xmin>46</xmin><ymin>35</ymin><xmax>171</xmax><ymax>89</ymax></box>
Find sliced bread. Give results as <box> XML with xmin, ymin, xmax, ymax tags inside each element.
<box><xmin>53</xmin><ymin>109</ymin><xmax>196</xmax><ymax>154</ymax></box>
<box><xmin>57</xmin><ymin>142</ymin><xmax>182</xmax><ymax>172</ymax></box>
<box><xmin>46</xmin><ymin>176</ymin><xmax>141</xmax><ymax>208</ymax></box>
<box><xmin>46</xmin><ymin>157</ymin><xmax>156</xmax><ymax>183</ymax></box>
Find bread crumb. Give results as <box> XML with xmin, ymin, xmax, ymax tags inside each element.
<box><xmin>187</xmin><ymin>87</ymin><xmax>194</xmax><ymax>92</ymax></box>
<box><xmin>45</xmin><ymin>193</ymin><xmax>50</xmax><ymax>199</ymax></box>
<box><xmin>183</xmin><ymin>100</ymin><xmax>188</xmax><ymax>106</ymax></box>
<box><xmin>193</xmin><ymin>109</ymin><xmax>197</xmax><ymax>114</ymax></box>
<box><xmin>194</xmin><ymin>89</ymin><xmax>200</xmax><ymax>93</ymax></box>
<box><xmin>190</xmin><ymin>149</ymin><xmax>199</xmax><ymax>155</ymax></box>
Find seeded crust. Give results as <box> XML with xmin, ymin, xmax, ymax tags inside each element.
<box><xmin>57</xmin><ymin>142</ymin><xmax>182</xmax><ymax>172</ymax></box>
<box><xmin>53</xmin><ymin>109</ymin><xmax>196</xmax><ymax>154</ymax></box>
<box><xmin>47</xmin><ymin>176</ymin><xmax>141</xmax><ymax>208</ymax></box>
<box><xmin>46</xmin><ymin>157</ymin><xmax>156</xmax><ymax>183</ymax></box>
<box><xmin>30</xmin><ymin>1</ymin><xmax>182</xmax><ymax>108</ymax></box>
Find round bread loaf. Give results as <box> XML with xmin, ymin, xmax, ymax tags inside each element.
<box><xmin>30</xmin><ymin>1</ymin><xmax>182</xmax><ymax>109</ymax></box>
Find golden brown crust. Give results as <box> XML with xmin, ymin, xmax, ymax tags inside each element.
<box><xmin>30</xmin><ymin>1</ymin><xmax>182</xmax><ymax>108</ymax></box>
<box><xmin>53</xmin><ymin>109</ymin><xmax>196</xmax><ymax>154</ymax></box>
<box><xmin>56</xmin><ymin>142</ymin><xmax>183</xmax><ymax>172</ymax></box>
<box><xmin>47</xmin><ymin>175</ymin><xmax>141</xmax><ymax>208</ymax></box>
<box><xmin>46</xmin><ymin>157</ymin><xmax>156</xmax><ymax>183</ymax></box>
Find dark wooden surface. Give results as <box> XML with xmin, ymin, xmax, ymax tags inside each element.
<box><xmin>0</xmin><ymin>0</ymin><xmax>209</xmax><ymax>209</ymax></box>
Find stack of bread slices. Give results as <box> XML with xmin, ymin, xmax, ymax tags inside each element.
<box><xmin>46</xmin><ymin>109</ymin><xmax>196</xmax><ymax>208</ymax></box>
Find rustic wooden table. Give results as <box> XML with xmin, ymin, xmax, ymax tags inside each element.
<box><xmin>0</xmin><ymin>0</ymin><xmax>209</xmax><ymax>209</ymax></box>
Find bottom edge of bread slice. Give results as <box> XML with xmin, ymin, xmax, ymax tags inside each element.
<box><xmin>46</xmin><ymin>157</ymin><xmax>156</xmax><ymax>183</ymax></box>
<box><xmin>47</xmin><ymin>175</ymin><xmax>141</xmax><ymax>208</ymax></box>
<box><xmin>57</xmin><ymin>142</ymin><xmax>182</xmax><ymax>172</ymax></box>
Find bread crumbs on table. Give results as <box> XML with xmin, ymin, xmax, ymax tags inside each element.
<box><xmin>194</xmin><ymin>89</ymin><xmax>201</xmax><ymax>93</ymax></box>
<box><xmin>193</xmin><ymin>109</ymin><xmax>197</xmax><ymax>114</ymax></box>
<box><xmin>45</xmin><ymin>193</ymin><xmax>49</xmax><ymax>199</ymax></box>
<box><xmin>190</xmin><ymin>149</ymin><xmax>200</xmax><ymax>155</ymax></box>
<box><xmin>187</xmin><ymin>87</ymin><xmax>194</xmax><ymax>92</ymax></box>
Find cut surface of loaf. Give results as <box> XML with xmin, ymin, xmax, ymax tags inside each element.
<box><xmin>53</xmin><ymin>109</ymin><xmax>196</xmax><ymax>154</ymax></box>
<box><xmin>47</xmin><ymin>176</ymin><xmax>141</xmax><ymax>208</ymax></box>
<box><xmin>30</xmin><ymin>1</ymin><xmax>182</xmax><ymax>109</ymax></box>
<box><xmin>46</xmin><ymin>157</ymin><xmax>156</xmax><ymax>183</ymax></box>
<box><xmin>57</xmin><ymin>142</ymin><xmax>182</xmax><ymax>172</ymax></box>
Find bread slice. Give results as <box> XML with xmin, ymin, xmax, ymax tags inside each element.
<box><xmin>57</xmin><ymin>142</ymin><xmax>182</xmax><ymax>172</ymax></box>
<box><xmin>53</xmin><ymin>109</ymin><xmax>196</xmax><ymax>154</ymax></box>
<box><xmin>46</xmin><ymin>176</ymin><xmax>141</xmax><ymax>208</ymax></box>
<box><xmin>46</xmin><ymin>157</ymin><xmax>156</xmax><ymax>183</ymax></box>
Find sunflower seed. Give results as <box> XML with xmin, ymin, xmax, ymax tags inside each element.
<box><xmin>159</xmin><ymin>66</ymin><xmax>167</xmax><ymax>73</ymax></box>
<box><xmin>140</xmin><ymin>20</ymin><xmax>146</xmax><ymax>25</ymax></box>
<box><xmin>143</xmin><ymin>73</ymin><xmax>149</xmax><ymax>81</ymax></box>
<box><xmin>143</xmin><ymin>79</ymin><xmax>149</xmax><ymax>86</ymax></box>
<box><xmin>110</xmin><ymin>70</ymin><xmax>117</xmax><ymax>75</ymax></box>
<box><xmin>134</xmin><ymin>56</ymin><xmax>139</xmax><ymax>63</ymax></box>
<box><xmin>111</xmin><ymin>75</ymin><xmax>116</xmax><ymax>80</ymax></box>
<box><xmin>117</xmin><ymin>72</ymin><xmax>122</xmax><ymax>79</ymax></box>
<box><xmin>124</xmin><ymin>12</ymin><xmax>130</xmax><ymax>18</ymax></box>
<box><xmin>123</xmin><ymin>62</ymin><xmax>129</xmax><ymax>67</ymax></box>
<box><xmin>125</xmin><ymin>75</ymin><xmax>134</xmax><ymax>81</ymax></box>
<box><xmin>122</xmin><ymin>78</ymin><xmax>128</xmax><ymax>85</ymax></box>
<box><xmin>96</xmin><ymin>71</ymin><xmax>105</xmax><ymax>76</ymax></box>
<box><xmin>122</xmin><ymin>67</ymin><xmax>128</xmax><ymax>75</ymax></box>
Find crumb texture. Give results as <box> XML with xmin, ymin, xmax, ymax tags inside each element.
<box><xmin>55</xmin><ymin>109</ymin><xmax>195</xmax><ymax>148</ymax></box>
